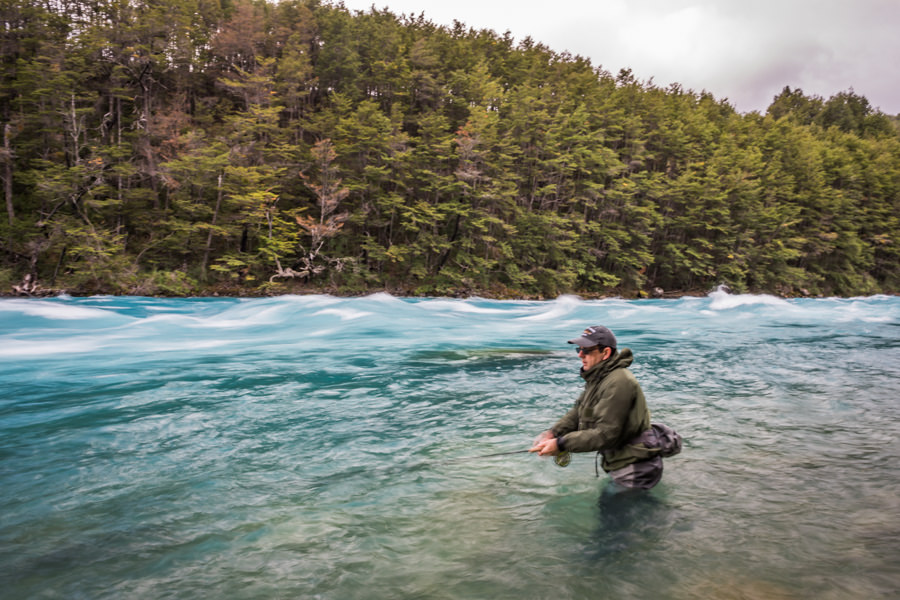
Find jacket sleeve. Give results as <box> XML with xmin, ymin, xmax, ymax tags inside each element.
<box><xmin>550</xmin><ymin>393</ymin><xmax>583</xmax><ymax>436</ymax></box>
<box><xmin>558</xmin><ymin>371</ymin><xmax>635</xmax><ymax>453</ymax></box>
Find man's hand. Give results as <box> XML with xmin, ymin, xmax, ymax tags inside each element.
<box><xmin>532</xmin><ymin>430</ymin><xmax>554</xmax><ymax>446</ymax></box>
<box><xmin>529</xmin><ymin>435</ymin><xmax>560</xmax><ymax>456</ymax></box>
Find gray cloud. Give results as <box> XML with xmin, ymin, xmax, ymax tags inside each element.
<box><xmin>341</xmin><ymin>0</ymin><xmax>900</xmax><ymax>114</ymax></box>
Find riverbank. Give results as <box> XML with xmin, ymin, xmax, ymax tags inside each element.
<box><xmin>4</xmin><ymin>278</ymin><xmax>869</xmax><ymax>301</ymax></box>
<box><xmin>7</xmin><ymin>264</ymin><xmax>895</xmax><ymax>301</ymax></box>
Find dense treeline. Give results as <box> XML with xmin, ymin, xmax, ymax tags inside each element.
<box><xmin>2</xmin><ymin>0</ymin><xmax>898</xmax><ymax>298</ymax></box>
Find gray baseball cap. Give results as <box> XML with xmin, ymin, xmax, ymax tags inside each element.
<box><xmin>567</xmin><ymin>325</ymin><xmax>617</xmax><ymax>349</ymax></box>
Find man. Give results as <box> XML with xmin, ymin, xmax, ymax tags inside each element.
<box><xmin>529</xmin><ymin>325</ymin><xmax>664</xmax><ymax>490</ymax></box>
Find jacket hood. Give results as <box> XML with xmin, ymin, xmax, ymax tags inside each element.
<box><xmin>581</xmin><ymin>348</ymin><xmax>634</xmax><ymax>381</ymax></box>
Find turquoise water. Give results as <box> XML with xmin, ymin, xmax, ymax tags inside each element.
<box><xmin>1</xmin><ymin>292</ymin><xmax>898</xmax><ymax>599</ymax></box>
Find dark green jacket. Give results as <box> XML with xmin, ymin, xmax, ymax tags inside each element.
<box><xmin>551</xmin><ymin>348</ymin><xmax>651</xmax><ymax>472</ymax></box>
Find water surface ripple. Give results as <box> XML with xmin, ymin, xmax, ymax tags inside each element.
<box><xmin>1</xmin><ymin>292</ymin><xmax>898</xmax><ymax>599</ymax></box>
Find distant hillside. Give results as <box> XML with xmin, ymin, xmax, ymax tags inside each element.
<box><xmin>2</xmin><ymin>0</ymin><xmax>898</xmax><ymax>298</ymax></box>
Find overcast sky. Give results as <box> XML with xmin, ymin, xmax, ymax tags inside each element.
<box><xmin>337</xmin><ymin>0</ymin><xmax>900</xmax><ymax>115</ymax></box>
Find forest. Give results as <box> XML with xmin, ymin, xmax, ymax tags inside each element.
<box><xmin>2</xmin><ymin>0</ymin><xmax>898</xmax><ymax>298</ymax></box>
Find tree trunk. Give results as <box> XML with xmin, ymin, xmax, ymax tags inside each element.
<box><xmin>3</xmin><ymin>123</ymin><xmax>12</xmax><ymax>225</ymax></box>
<box><xmin>201</xmin><ymin>173</ymin><xmax>224</xmax><ymax>274</ymax></box>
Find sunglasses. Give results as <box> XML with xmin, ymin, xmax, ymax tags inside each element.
<box><xmin>576</xmin><ymin>345</ymin><xmax>600</xmax><ymax>355</ymax></box>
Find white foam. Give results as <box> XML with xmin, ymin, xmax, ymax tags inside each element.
<box><xmin>419</xmin><ymin>300</ymin><xmax>511</xmax><ymax>315</ymax></box>
<box><xmin>0</xmin><ymin>337</ymin><xmax>103</xmax><ymax>357</ymax></box>
<box><xmin>518</xmin><ymin>295</ymin><xmax>583</xmax><ymax>321</ymax></box>
<box><xmin>707</xmin><ymin>289</ymin><xmax>789</xmax><ymax>310</ymax></box>
<box><xmin>312</xmin><ymin>308</ymin><xmax>372</xmax><ymax>320</ymax></box>
<box><xmin>0</xmin><ymin>299</ymin><xmax>118</xmax><ymax>321</ymax></box>
<box><xmin>363</xmin><ymin>292</ymin><xmax>404</xmax><ymax>304</ymax></box>
<box><xmin>304</xmin><ymin>327</ymin><xmax>341</xmax><ymax>338</ymax></box>
<box><xmin>276</xmin><ymin>294</ymin><xmax>343</xmax><ymax>307</ymax></box>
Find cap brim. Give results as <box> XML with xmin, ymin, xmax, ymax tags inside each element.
<box><xmin>567</xmin><ymin>337</ymin><xmax>594</xmax><ymax>346</ymax></box>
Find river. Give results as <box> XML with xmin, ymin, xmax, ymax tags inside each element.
<box><xmin>1</xmin><ymin>291</ymin><xmax>898</xmax><ymax>598</ymax></box>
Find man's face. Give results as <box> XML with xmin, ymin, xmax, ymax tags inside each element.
<box><xmin>578</xmin><ymin>345</ymin><xmax>609</xmax><ymax>370</ymax></box>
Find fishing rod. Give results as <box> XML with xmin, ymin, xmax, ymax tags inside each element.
<box><xmin>318</xmin><ymin>448</ymin><xmax>573</xmax><ymax>484</ymax></box>
<box><xmin>443</xmin><ymin>449</ymin><xmax>530</xmax><ymax>463</ymax></box>
<box><xmin>445</xmin><ymin>448</ymin><xmax>571</xmax><ymax>467</ymax></box>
